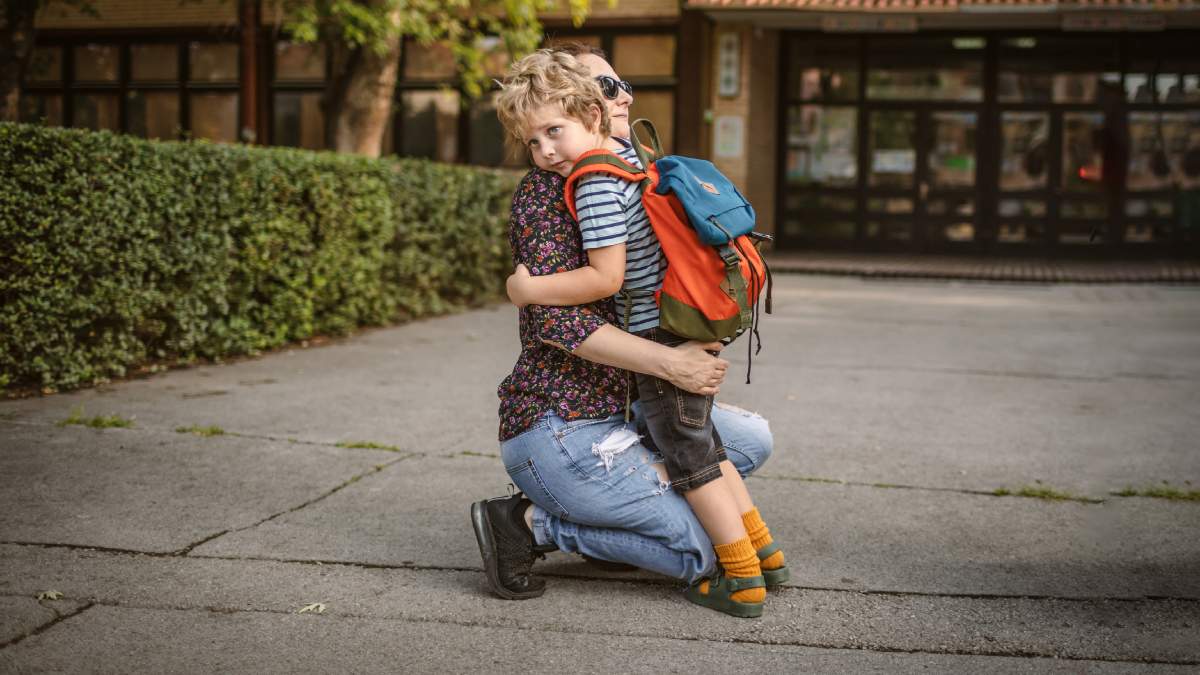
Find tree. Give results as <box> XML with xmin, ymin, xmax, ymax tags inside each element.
<box><xmin>1</xmin><ymin>0</ymin><xmax>93</xmax><ymax>122</ymax></box>
<box><xmin>280</xmin><ymin>0</ymin><xmax>595</xmax><ymax>157</ymax></box>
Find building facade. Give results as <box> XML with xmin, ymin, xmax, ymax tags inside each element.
<box><xmin>20</xmin><ymin>0</ymin><xmax>1200</xmax><ymax>256</ymax></box>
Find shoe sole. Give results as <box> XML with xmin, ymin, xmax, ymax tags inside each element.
<box><xmin>470</xmin><ymin>500</ymin><xmax>545</xmax><ymax>601</ymax></box>
<box><xmin>684</xmin><ymin>587</ymin><xmax>764</xmax><ymax>618</ymax></box>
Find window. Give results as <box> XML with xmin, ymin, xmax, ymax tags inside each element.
<box><xmin>271</xmin><ymin>42</ymin><xmax>326</xmax><ymax>148</ymax></box>
<box><xmin>21</xmin><ymin>39</ymin><xmax>240</xmax><ymax>143</ymax></box>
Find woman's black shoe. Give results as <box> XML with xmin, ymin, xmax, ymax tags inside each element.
<box><xmin>471</xmin><ymin>493</ymin><xmax>548</xmax><ymax>600</ymax></box>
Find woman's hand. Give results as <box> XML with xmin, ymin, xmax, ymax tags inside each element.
<box><xmin>662</xmin><ymin>341</ymin><xmax>728</xmax><ymax>396</ymax></box>
<box><xmin>506</xmin><ymin>264</ymin><xmax>532</xmax><ymax>309</ymax></box>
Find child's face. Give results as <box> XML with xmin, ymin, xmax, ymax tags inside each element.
<box><xmin>521</xmin><ymin>104</ymin><xmax>606</xmax><ymax>177</ymax></box>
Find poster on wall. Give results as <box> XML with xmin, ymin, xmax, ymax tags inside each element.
<box><xmin>715</xmin><ymin>115</ymin><xmax>745</xmax><ymax>159</ymax></box>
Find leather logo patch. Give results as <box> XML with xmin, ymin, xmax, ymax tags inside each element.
<box><xmin>696</xmin><ymin>178</ymin><xmax>720</xmax><ymax>195</ymax></box>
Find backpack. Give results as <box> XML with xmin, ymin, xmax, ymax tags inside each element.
<box><xmin>563</xmin><ymin>119</ymin><xmax>773</xmax><ymax>379</ymax></box>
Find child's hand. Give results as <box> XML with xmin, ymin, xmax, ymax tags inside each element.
<box><xmin>506</xmin><ymin>264</ymin><xmax>532</xmax><ymax>308</ymax></box>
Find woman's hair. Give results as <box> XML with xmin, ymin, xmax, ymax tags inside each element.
<box><xmin>549</xmin><ymin>41</ymin><xmax>608</xmax><ymax>61</ymax></box>
<box><xmin>495</xmin><ymin>49</ymin><xmax>611</xmax><ymax>148</ymax></box>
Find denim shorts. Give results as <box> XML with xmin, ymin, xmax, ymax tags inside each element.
<box><xmin>633</xmin><ymin>328</ymin><xmax>727</xmax><ymax>492</ymax></box>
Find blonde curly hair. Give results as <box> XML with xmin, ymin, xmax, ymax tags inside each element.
<box><xmin>495</xmin><ymin>49</ymin><xmax>611</xmax><ymax>149</ymax></box>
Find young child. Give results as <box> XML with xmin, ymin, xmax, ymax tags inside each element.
<box><xmin>495</xmin><ymin>50</ymin><xmax>788</xmax><ymax>618</ymax></box>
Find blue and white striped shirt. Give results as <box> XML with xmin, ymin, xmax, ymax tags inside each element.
<box><xmin>573</xmin><ymin>141</ymin><xmax>665</xmax><ymax>333</ymax></box>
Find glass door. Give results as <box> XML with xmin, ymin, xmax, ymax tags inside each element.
<box><xmin>863</xmin><ymin>108</ymin><xmax>980</xmax><ymax>249</ymax></box>
<box><xmin>861</xmin><ymin>36</ymin><xmax>983</xmax><ymax>251</ymax></box>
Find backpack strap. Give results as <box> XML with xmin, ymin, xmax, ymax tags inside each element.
<box><xmin>629</xmin><ymin>119</ymin><xmax>664</xmax><ymax>173</ymax></box>
<box><xmin>709</xmin><ymin>218</ymin><xmax>753</xmax><ymax>337</ymax></box>
<box><xmin>563</xmin><ymin>149</ymin><xmax>646</xmax><ymax>221</ymax></box>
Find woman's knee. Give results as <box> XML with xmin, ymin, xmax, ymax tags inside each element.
<box><xmin>713</xmin><ymin>402</ymin><xmax>773</xmax><ymax>474</ymax></box>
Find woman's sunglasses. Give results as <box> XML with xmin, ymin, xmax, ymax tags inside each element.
<box><xmin>595</xmin><ymin>75</ymin><xmax>634</xmax><ymax>100</ymax></box>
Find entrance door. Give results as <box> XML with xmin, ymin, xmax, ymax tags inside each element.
<box><xmin>864</xmin><ymin>107</ymin><xmax>979</xmax><ymax>250</ymax></box>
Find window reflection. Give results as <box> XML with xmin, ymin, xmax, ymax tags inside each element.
<box><xmin>274</xmin><ymin>92</ymin><xmax>324</xmax><ymax>149</ymax></box>
<box><xmin>789</xmin><ymin>39</ymin><xmax>858</xmax><ymax>101</ymax></box>
<box><xmin>75</xmin><ymin>44</ymin><xmax>119</xmax><ymax>82</ymax></box>
<box><xmin>18</xmin><ymin>94</ymin><xmax>62</xmax><ymax>125</ymax></box>
<box><xmin>189</xmin><ymin>43</ymin><xmax>238</xmax><ymax>82</ymax></box>
<box><xmin>190</xmin><ymin>93</ymin><xmax>238</xmax><ymax>143</ymax></box>
<box><xmin>869</xmin><ymin>110</ymin><xmax>915</xmax><ymax>188</ymax></box>
<box><xmin>1128</xmin><ymin>112</ymin><xmax>1200</xmax><ymax>191</ymax></box>
<box><xmin>786</xmin><ymin>105</ymin><xmax>856</xmax><ymax>186</ymax></box>
<box><xmin>401</xmin><ymin>90</ymin><xmax>459</xmax><ymax>163</ymax></box>
<box><xmin>27</xmin><ymin>47</ymin><xmax>61</xmax><ymax>83</ymax></box>
<box><xmin>468</xmin><ymin>92</ymin><xmax>525</xmax><ymax>167</ymax></box>
<box><xmin>1000</xmin><ymin>112</ymin><xmax>1049</xmax><ymax>190</ymax></box>
<box><xmin>868</xmin><ymin>69</ymin><xmax>981</xmax><ymax>102</ymax></box>
<box><xmin>131</xmin><ymin>45</ymin><xmax>178</xmax><ymax>81</ymax></box>
<box><xmin>867</xmin><ymin>37</ymin><xmax>982</xmax><ymax>102</ymax></box>
<box><xmin>275</xmin><ymin>42</ymin><xmax>325</xmax><ymax>81</ymax></box>
<box><xmin>928</xmin><ymin>111</ymin><xmax>976</xmax><ymax>189</ymax></box>
<box><xmin>403</xmin><ymin>41</ymin><xmax>457</xmax><ymax>81</ymax></box>
<box><xmin>1062</xmin><ymin>112</ymin><xmax>1105</xmax><ymax>192</ymax></box>
<box><xmin>73</xmin><ymin>94</ymin><xmax>119</xmax><ymax>130</ymax></box>
<box><xmin>128</xmin><ymin>91</ymin><xmax>179</xmax><ymax>140</ymax></box>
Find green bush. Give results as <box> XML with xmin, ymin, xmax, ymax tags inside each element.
<box><xmin>0</xmin><ymin>122</ymin><xmax>518</xmax><ymax>392</ymax></box>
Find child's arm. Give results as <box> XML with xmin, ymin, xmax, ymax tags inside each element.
<box><xmin>507</xmin><ymin>243</ymin><xmax>625</xmax><ymax>308</ymax></box>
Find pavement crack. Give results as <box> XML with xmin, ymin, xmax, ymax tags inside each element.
<box><xmin>751</xmin><ymin>473</ymin><xmax>1109</xmax><ymax>504</ymax></box>
<box><xmin>790</xmin><ymin>362</ymin><xmax>1195</xmax><ymax>384</ymax></box>
<box><xmin>22</xmin><ymin>598</ymin><xmax>1200</xmax><ymax>666</ymax></box>
<box><xmin>181</xmin><ymin>454</ymin><xmax>416</xmax><ymax>554</ymax></box>
<box><xmin>0</xmin><ymin>601</ymin><xmax>94</xmax><ymax>650</ymax></box>
<box><xmin>7</xmin><ymin>546</ymin><xmax>1196</xmax><ymax>604</ymax></box>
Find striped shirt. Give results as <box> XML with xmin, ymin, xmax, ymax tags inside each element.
<box><xmin>573</xmin><ymin>141</ymin><xmax>665</xmax><ymax>333</ymax></box>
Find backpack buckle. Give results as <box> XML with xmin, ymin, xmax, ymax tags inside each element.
<box><xmin>717</xmin><ymin>244</ymin><xmax>740</xmax><ymax>269</ymax></box>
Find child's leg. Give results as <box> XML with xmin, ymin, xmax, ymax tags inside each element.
<box><xmin>633</xmin><ymin>354</ymin><xmax>765</xmax><ymax>610</ymax></box>
<box><xmin>719</xmin><ymin>458</ymin><xmax>789</xmax><ymax>584</ymax></box>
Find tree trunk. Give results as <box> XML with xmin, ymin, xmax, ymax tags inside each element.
<box><xmin>1</xmin><ymin>0</ymin><xmax>40</xmax><ymax>123</ymax></box>
<box><xmin>330</xmin><ymin>7</ymin><xmax>402</xmax><ymax>157</ymax></box>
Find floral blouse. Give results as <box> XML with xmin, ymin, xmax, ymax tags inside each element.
<box><xmin>497</xmin><ymin>168</ymin><xmax>627</xmax><ymax>441</ymax></box>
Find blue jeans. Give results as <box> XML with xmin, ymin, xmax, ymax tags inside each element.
<box><xmin>499</xmin><ymin>401</ymin><xmax>773</xmax><ymax>584</ymax></box>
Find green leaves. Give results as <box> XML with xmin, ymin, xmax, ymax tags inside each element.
<box><xmin>276</xmin><ymin>0</ymin><xmax>601</xmax><ymax>102</ymax></box>
<box><xmin>0</xmin><ymin>123</ymin><xmax>517</xmax><ymax>393</ymax></box>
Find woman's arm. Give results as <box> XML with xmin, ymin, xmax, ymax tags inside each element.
<box><xmin>565</xmin><ymin>326</ymin><xmax>729</xmax><ymax>396</ymax></box>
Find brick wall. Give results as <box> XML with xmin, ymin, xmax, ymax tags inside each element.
<box><xmin>37</xmin><ymin>0</ymin><xmax>236</xmax><ymax>29</ymax></box>
<box><xmin>541</xmin><ymin>0</ymin><xmax>679</xmax><ymax>20</ymax></box>
<box><xmin>708</xmin><ymin>24</ymin><xmax>779</xmax><ymax>239</ymax></box>
<box><xmin>36</xmin><ymin>0</ymin><xmax>679</xmax><ymax>30</ymax></box>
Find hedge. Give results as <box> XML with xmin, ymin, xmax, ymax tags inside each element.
<box><xmin>0</xmin><ymin>122</ymin><xmax>519</xmax><ymax>392</ymax></box>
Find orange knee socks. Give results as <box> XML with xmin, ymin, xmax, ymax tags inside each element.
<box><xmin>742</xmin><ymin>508</ymin><xmax>785</xmax><ymax>571</ymax></box>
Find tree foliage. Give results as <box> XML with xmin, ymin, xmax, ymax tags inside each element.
<box><xmin>279</xmin><ymin>0</ymin><xmax>596</xmax><ymax>100</ymax></box>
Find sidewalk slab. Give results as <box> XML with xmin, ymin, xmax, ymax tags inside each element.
<box><xmin>0</xmin><ymin>307</ymin><xmax>519</xmax><ymax>455</ymax></box>
<box><xmin>0</xmin><ymin>423</ymin><xmax>394</xmax><ymax>553</ymax></box>
<box><xmin>4</xmin><ymin>603</ymin><xmax>1192</xmax><ymax>675</ymax></box>
<box><xmin>190</xmin><ymin>453</ymin><xmax>1200</xmax><ymax>599</ymax></box>
<box><xmin>1</xmin><ymin>546</ymin><xmax>1196</xmax><ymax>665</ymax></box>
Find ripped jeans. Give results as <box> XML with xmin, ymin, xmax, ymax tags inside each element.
<box><xmin>499</xmin><ymin>401</ymin><xmax>773</xmax><ymax>584</ymax></box>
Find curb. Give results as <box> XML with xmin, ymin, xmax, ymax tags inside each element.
<box><xmin>765</xmin><ymin>256</ymin><xmax>1200</xmax><ymax>284</ymax></box>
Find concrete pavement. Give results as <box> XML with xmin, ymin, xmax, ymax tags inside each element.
<box><xmin>2</xmin><ymin>275</ymin><xmax>1198</xmax><ymax>673</ymax></box>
